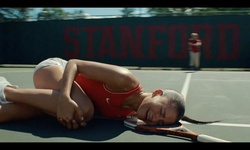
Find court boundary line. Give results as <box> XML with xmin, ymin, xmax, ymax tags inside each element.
<box><xmin>181</xmin><ymin>121</ymin><xmax>250</xmax><ymax>128</ymax></box>
<box><xmin>181</xmin><ymin>72</ymin><xmax>192</xmax><ymax>100</ymax></box>
<box><xmin>0</xmin><ymin>71</ymin><xmax>33</xmax><ymax>73</ymax></box>
<box><xmin>1</xmin><ymin>65</ymin><xmax>250</xmax><ymax>71</ymax></box>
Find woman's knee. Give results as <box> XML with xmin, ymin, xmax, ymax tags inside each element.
<box><xmin>80</xmin><ymin>104</ymin><xmax>94</xmax><ymax>122</ymax></box>
<box><xmin>73</xmin><ymin>99</ymin><xmax>94</xmax><ymax>123</ymax></box>
<box><xmin>76</xmin><ymin>96</ymin><xmax>94</xmax><ymax>123</ymax></box>
<box><xmin>71</xmin><ymin>82</ymin><xmax>95</xmax><ymax>122</ymax></box>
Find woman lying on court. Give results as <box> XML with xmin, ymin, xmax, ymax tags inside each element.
<box><xmin>0</xmin><ymin>57</ymin><xmax>217</xmax><ymax>129</ymax></box>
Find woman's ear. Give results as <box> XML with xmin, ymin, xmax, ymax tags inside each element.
<box><xmin>152</xmin><ymin>89</ymin><xmax>164</xmax><ymax>97</ymax></box>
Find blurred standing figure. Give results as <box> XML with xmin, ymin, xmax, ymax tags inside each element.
<box><xmin>188</xmin><ymin>33</ymin><xmax>202</xmax><ymax>70</ymax></box>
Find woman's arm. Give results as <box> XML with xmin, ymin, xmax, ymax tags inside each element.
<box><xmin>67</xmin><ymin>59</ymin><xmax>139</xmax><ymax>91</ymax></box>
<box><xmin>57</xmin><ymin>59</ymin><xmax>139</xmax><ymax>128</ymax></box>
<box><xmin>57</xmin><ymin>60</ymin><xmax>85</xmax><ymax>129</ymax></box>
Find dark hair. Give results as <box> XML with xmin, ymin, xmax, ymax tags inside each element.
<box><xmin>162</xmin><ymin>89</ymin><xmax>185</xmax><ymax>123</ymax></box>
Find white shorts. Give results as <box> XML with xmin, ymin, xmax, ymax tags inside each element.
<box><xmin>34</xmin><ymin>57</ymin><xmax>68</xmax><ymax>73</ymax></box>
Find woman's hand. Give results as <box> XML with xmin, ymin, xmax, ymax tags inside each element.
<box><xmin>57</xmin><ymin>94</ymin><xmax>86</xmax><ymax>129</ymax></box>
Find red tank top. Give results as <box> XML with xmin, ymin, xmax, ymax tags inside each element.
<box><xmin>74</xmin><ymin>74</ymin><xmax>142</xmax><ymax>119</ymax></box>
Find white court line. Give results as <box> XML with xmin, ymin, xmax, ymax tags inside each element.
<box><xmin>181</xmin><ymin>73</ymin><xmax>192</xmax><ymax>100</ymax></box>
<box><xmin>0</xmin><ymin>71</ymin><xmax>33</xmax><ymax>73</ymax></box>
<box><xmin>192</xmin><ymin>79</ymin><xmax>250</xmax><ymax>82</ymax></box>
<box><xmin>181</xmin><ymin>121</ymin><xmax>250</xmax><ymax>128</ymax></box>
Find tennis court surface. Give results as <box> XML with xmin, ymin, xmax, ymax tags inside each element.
<box><xmin>0</xmin><ymin>67</ymin><xmax>250</xmax><ymax>143</ymax></box>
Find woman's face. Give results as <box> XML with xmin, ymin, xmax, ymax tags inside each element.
<box><xmin>136</xmin><ymin>92</ymin><xmax>178</xmax><ymax>126</ymax></box>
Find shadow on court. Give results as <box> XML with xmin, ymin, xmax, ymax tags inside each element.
<box><xmin>0</xmin><ymin>115</ymin><xmax>127</xmax><ymax>142</ymax></box>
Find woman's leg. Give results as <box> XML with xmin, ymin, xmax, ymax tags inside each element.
<box><xmin>0</xmin><ymin>77</ymin><xmax>44</xmax><ymax>123</ymax></box>
<box><xmin>0</xmin><ymin>102</ymin><xmax>43</xmax><ymax>123</ymax></box>
<box><xmin>194</xmin><ymin>52</ymin><xmax>200</xmax><ymax>69</ymax></box>
<box><xmin>33</xmin><ymin>65</ymin><xmax>95</xmax><ymax>122</ymax></box>
<box><xmin>1</xmin><ymin>65</ymin><xmax>94</xmax><ymax>127</ymax></box>
<box><xmin>189</xmin><ymin>51</ymin><xmax>194</xmax><ymax>68</ymax></box>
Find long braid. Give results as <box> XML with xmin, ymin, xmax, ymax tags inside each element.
<box><xmin>181</xmin><ymin>115</ymin><xmax>220</xmax><ymax>124</ymax></box>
